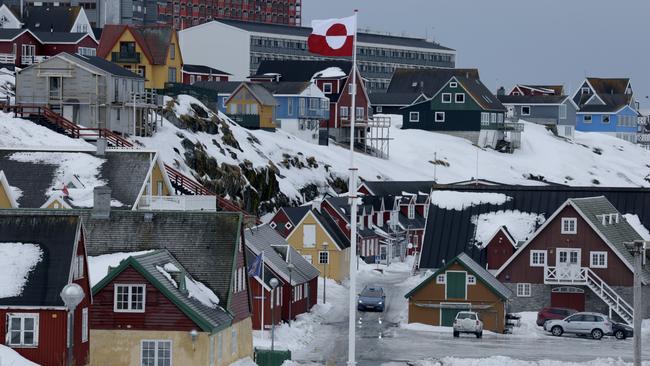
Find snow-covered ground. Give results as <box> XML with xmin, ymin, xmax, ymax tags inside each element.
<box><xmin>0</xmin><ymin>344</ymin><xmax>39</xmax><ymax>366</ymax></box>
<box><xmin>381</xmin><ymin>357</ymin><xmax>650</xmax><ymax>366</ymax></box>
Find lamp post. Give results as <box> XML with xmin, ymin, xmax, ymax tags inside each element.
<box><xmin>287</xmin><ymin>263</ymin><xmax>295</xmax><ymax>326</ymax></box>
<box><xmin>269</xmin><ymin>277</ymin><xmax>279</xmax><ymax>351</ymax></box>
<box><xmin>625</xmin><ymin>240</ymin><xmax>646</xmax><ymax>366</ymax></box>
<box><xmin>322</xmin><ymin>242</ymin><xmax>329</xmax><ymax>304</ymax></box>
<box><xmin>189</xmin><ymin>329</ymin><xmax>198</xmax><ymax>351</ymax></box>
<box><xmin>60</xmin><ymin>283</ymin><xmax>85</xmax><ymax>366</ymax></box>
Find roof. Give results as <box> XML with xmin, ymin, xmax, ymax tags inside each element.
<box><xmin>282</xmin><ymin>206</ymin><xmax>311</xmax><ymax>225</ymax></box>
<box><xmin>497</xmin><ymin>94</ymin><xmax>568</xmax><ymax>105</ymax></box>
<box><xmin>360</xmin><ymin>180</ymin><xmax>435</xmax><ymax>196</ymax></box>
<box><xmin>32</xmin><ymin>31</ymin><xmax>90</xmax><ymax>44</ymax></box>
<box><xmin>66</xmin><ymin>53</ymin><xmax>142</xmax><ymax>78</ymax></box>
<box><xmin>419</xmin><ymin>184</ymin><xmax>650</xmax><ymax>269</ymax></box>
<box><xmin>578</xmin><ymin>94</ymin><xmax>634</xmax><ymax>113</ymax></box>
<box><xmin>575</xmin><ymin>78</ymin><xmax>635</xmax><ymax>113</ymax></box>
<box><xmin>81</xmin><ymin>210</ymin><xmax>243</xmax><ymax>309</ymax></box>
<box><xmin>192</xmin><ymin>81</ymin><xmax>241</xmax><ymax>94</ymax></box>
<box><xmin>239</xmin><ymin>82</ymin><xmax>277</xmax><ymax>106</ymax></box>
<box><xmin>93</xmin><ymin>250</ymin><xmax>232</xmax><ymax>332</ymax></box>
<box><xmin>212</xmin><ymin>19</ymin><xmax>454</xmax><ymax>51</ymax></box>
<box><xmin>369</xmin><ymin>92</ymin><xmax>422</xmax><ymax>106</ymax></box>
<box><xmin>259</xmin><ymin>81</ymin><xmax>312</xmax><ymax>95</ymax></box>
<box><xmin>517</xmin><ymin>85</ymin><xmax>564</xmax><ymax>95</ymax></box>
<box><xmin>587</xmin><ymin>78</ymin><xmax>630</xmax><ymax>96</ymax></box>
<box><xmin>0</xmin><ymin>213</ymin><xmax>80</xmax><ymax>307</ymax></box>
<box><xmin>255</xmin><ymin>60</ymin><xmax>352</xmax><ymax>82</ymax></box>
<box><xmin>22</xmin><ymin>5</ymin><xmax>79</xmax><ymax>32</ymax></box>
<box><xmin>455</xmin><ymin>76</ymin><xmax>505</xmax><ymax>111</ymax></box>
<box><xmin>97</xmin><ymin>24</ymin><xmax>176</xmax><ymax>65</ymax></box>
<box><xmin>0</xmin><ymin>149</ymin><xmax>154</xmax><ymax>209</ymax></box>
<box><xmin>245</xmin><ymin>224</ymin><xmax>319</xmax><ymax>285</ymax></box>
<box><xmin>312</xmin><ymin>209</ymin><xmax>350</xmax><ymax>250</ymax></box>
<box><xmin>405</xmin><ymin>252</ymin><xmax>512</xmax><ymax>300</ymax></box>
<box><xmin>387</xmin><ymin>68</ymin><xmax>480</xmax><ymax>97</ymax></box>
<box><xmin>183</xmin><ymin>64</ymin><xmax>231</xmax><ymax>75</ymax></box>
<box><xmin>0</xmin><ymin>28</ymin><xmax>23</xmax><ymax>41</ymax></box>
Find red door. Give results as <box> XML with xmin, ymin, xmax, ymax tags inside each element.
<box><xmin>551</xmin><ymin>287</ymin><xmax>585</xmax><ymax>311</ymax></box>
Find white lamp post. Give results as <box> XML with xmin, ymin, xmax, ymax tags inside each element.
<box><xmin>287</xmin><ymin>263</ymin><xmax>295</xmax><ymax>326</ymax></box>
<box><xmin>269</xmin><ymin>277</ymin><xmax>279</xmax><ymax>351</ymax></box>
<box><xmin>322</xmin><ymin>242</ymin><xmax>329</xmax><ymax>304</ymax></box>
<box><xmin>60</xmin><ymin>283</ymin><xmax>85</xmax><ymax>366</ymax></box>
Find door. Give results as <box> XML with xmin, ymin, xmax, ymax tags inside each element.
<box><xmin>556</xmin><ymin>249</ymin><xmax>581</xmax><ymax>281</ymax></box>
<box><xmin>551</xmin><ymin>287</ymin><xmax>585</xmax><ymax>311</ymax></box>
<box><xmin>440</xmin><ymin>306</ymin><xmax>468</xmax><ymax>327</ymax></box>
<box><xmin>63</xmin><ymin>105</ymin><xmax>74</xmax><ymax>122</ymax></box>
<box><xmin>49</xmin><ymin>77</ymin><xmax>61</xmax><ymax>101</ymax></box>
<box><xmin>564</xmin><ymin>314</ymin><xmax>585</xmax><ymax>333</ymax></box>
<box><xmin>446</xmin><ymin>271</ymin><xmax>467</xmax><ymax>299</ymax></box>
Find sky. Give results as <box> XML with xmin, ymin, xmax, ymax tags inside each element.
<box><xmin>303</xmin><ymin>0</ymin><xmax>650</xmax><ymax>108</ymax></box>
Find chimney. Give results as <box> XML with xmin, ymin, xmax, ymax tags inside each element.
<box><xmin>497</xmin><ymin>86</ymin><xmax>506</xmax><ymax>96</ymax></box>
<box><xmin>92</xmin><ymin>186</ymin><xmax>112</xmax><ymax>219</ymax></box>
<box><xmin>96</xmin><ymin>138</ymin><xmax>107</xmax><ymax>156</ymax></box>
<box><xmin>311</xmin><ymin>197</ymin><xmax>322</xmax><ymax>212</ymax></box>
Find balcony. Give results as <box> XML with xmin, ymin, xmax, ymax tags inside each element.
<box><xmin>496</xmin><ymin>121</ymin><xmax>525</xmax><ymax>132</ymax></box>
<box><xmin>227</xmin><ymin>114</ymin><xmax>260</xmax><ymax>129</ymax></box>
<box><xmin>138</xmin><ymin>195</ymin><xmax>217</xmax><ymax>211</ymax></box>
<box><xmin>0</xmin><ymin>53</ymin><xmax>15</xmax><ymax>64</ymax></box>
<box><xmin>111</xmin><ymin>51</ymin><xmax>141</xmax><ymax>64</ymax></box>
<box><xmin>22</xmin><ymin>55</ymin><xmax>49</xmax><ymax>66</ymax></box>
<box><xmin>637</xmin><ymin>133</ymin><xmax>650</xmax><ymax>144</ymax></box>
<box><xmin>544</xmin><ymin>266</ymin><xmax>587</xmax><ymax>285</ymax></box>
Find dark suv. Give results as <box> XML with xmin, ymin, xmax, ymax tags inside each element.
<box><xmin>536</xmin><ymin>307</ymin><xmax>577</xmax><ymax>326</ymax></box>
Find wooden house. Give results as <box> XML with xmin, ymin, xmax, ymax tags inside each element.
<box><xmin>496</xmin><ymin>196</ymin><xmax>650</xmax><ymax>323</ymax></box>
<box><xmin>21</xmin><ymin>5</ymin><xmax>97</xmax><ymax>42</ymax></box>
<box><xmin>0</xmin><ymin>213</ymin><xmax>91</xmax><ymax>366</ymax></box>
<box><xmin>405</xmin><ymin>253</ymin><xmax>512</xmax><ymax>333</ymax></box>
<box><xmin>225</xmin><ymin>82</ymin><xmax>278</xmax><ymax>130</ymax></box>
<box><xmin>182</xmin><ymin>64</ymin><xmax>231</xmax><ymax>84</ymax></box>
<box><xmin>268</xmin><ymin>206</ymin><xmax>311</xmax><ymax>238</ymax></box>
<box><xmin>485</xmin><ymin>226</ymin><xmax>517</xmax><ymax>271</ymax></box>
<box><xmin>0</xmin><ymin>28</ymin><xmax>97</xmax><ymax>67</ymax></box>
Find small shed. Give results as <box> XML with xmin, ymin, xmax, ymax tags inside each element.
<box><xmin>405</xmin><ymin>252</ymin><xmax>512</xmax><ymax>333</ymax></box>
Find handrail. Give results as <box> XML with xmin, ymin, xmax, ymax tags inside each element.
<box><xmin>585</xmin><ymin>269</ymin><xmax>633</xmax><ymax>321</ymax></box>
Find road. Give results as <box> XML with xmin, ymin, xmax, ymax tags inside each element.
<box><xmin>293</xmin><ymin>262</ymin><xmax>650</xmax><ymax>366</ymax></box>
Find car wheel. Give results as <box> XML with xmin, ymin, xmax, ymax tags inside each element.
<box><xmin>614</xmin><ymin>330</ymin><xmax>626</xmax><ymax>340</ymax></box>
<box><xmin>591</xmin><ymin>329</ymin><xmax>603</xmax><ymax>340</ymax></box>
<box><xmin>476</xmin><ymin>331</ymin><xmax>482</xmax><ymax>339</ymax></box>
<box><xmin>453</xmin><ymin>331</ymin><xmax>459</xmax><ymax>338</ymax></box>
<box><xmin>551</xmin><ymin>326</ymin><xmax>563</xmax><ymax>337</ymax></box>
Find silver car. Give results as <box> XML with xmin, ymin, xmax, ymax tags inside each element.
<box><xmin>544</xmin><ymin>312</ymin><xmax>612</xmax><ymax>340</ymax></box>
<box><xmin>453</xmin><ymin>311</ymin><xmax>484</xmax><ymax>338</ymax></box>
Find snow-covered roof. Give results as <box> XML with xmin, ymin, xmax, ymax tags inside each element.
<box><xmin>471</xmin><ymin>210</ymin><xmax>544</xmax><ymax>248</ymax></box>
<box><xmin>0</xmin><ymin>243</ymin><xmax>43</xmax><ymax>298</ymax></box>
<box><xmin>430</xmin><ymin>191</ymin><xmax>512</xmax><ymax>210</ymax></box>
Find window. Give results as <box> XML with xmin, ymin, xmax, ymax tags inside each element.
<box><xmin>74</xmin><ymin>255</ymin><xmax>84</xmax><ymax>280</ymax></box>
<box><xmin>559</xmin><ymin>104</ymin><xmax>567</xmax><ymax>119</ymax></box>
<box><xmin>287</xmin><ymin>98</ymin><xmax>293</xmax><ymax>116</ymax></box>
<box><xmin>376</xmin><ymin>106</ymin><xmax>383</xmax><ymax>113</ymax></box>
<box><xmin>530</xmin><ymin>250</ymin><xmax>547</xmax><ymax>267</ymax></box>
<box><xmin>521</xmin><ymin>106</ymin><xmax>531</xmax><ymax>116</ymax></box>
<box><xmin>167</xmin><ymin>67</ymin><xmax>177</xmax><ymax>82</ymax></box>
<box><xmin>442</xmin><ymin>93</ymin><xmax>452</xmax><ymax>103</ymax></box>
<box><xmin>169</xmin><ymin>44</ymin><xmax>175</xmax><ymax>60</ymax></box>
<box><xmin>409</xmin><ymin>111</ymin><xmax>419</xmax><ymax>122</ymax></box>
<box><xmin>114</xmin><ymin>284</ymin><xmax>146</xmax><ymax>312</ymax></box>
<box><xmin>408</xmin><ymin>204</ymin><xmax>415</xmax><ymax>219</ymax></box>
<box><xmin>581</xmin><ymin>87</ymin><xmax>590</xmax><ymax>94</ymax></box>
<box><xmin>449</xmin><ymin>82</ymin><xmax>458</xmax><ymax>88</ymax></box>
<box><xmin>82</xmin><ymin>308</ymin><xmax>88</xmax><ymax>343</ymax></box>
<box><xmin>436</xmin><ymin>274</ymin><xmax>446</xmax><ymax>284</ymax></box>
<box><xmin>141</xmin><ymin>340</ymin><xmax>171</xmax><ymax>366</ymax></box>
<box><xmin>319</xmin><ymin>251</ymin><xmax>329</xmax><ymax>264</ymax></box>
<box><xmin>481</xmin><ymin>112</ymin><xmax>490</xmax><ymax>126</ymax></box>
<box><xmin>340</xmin><ymin>106</ymin><xmax>349</xmax><ymax>118</ymax></box>
<box><xmin>584</xmin><ymin>115</ymin><xmax>592</xmax><ymax>123</ymax></box>
<box><xmin>455</xmin><ymin>93</ymin><xmax>465</xmax><ymax>103</ymax></box>
<box><xmin>303</xmin><ymin>224</ymin><xmax>316</xmax><ymax>248</ymax></box>
<box><xmin>497</xmin><ymin>113</ymin><xmax>504</xmax><ymax>123</ymax></box>
<box><xmin>138</xmin><ymin>66</ymin><xmax>146</xmax><ymax>78</ymax></box>
<box><xmin>590</xmin><ymin>251</ymin><xmax>608</xmax><ymax>268</ymax></box>
<box><xmin>231</xmin><ymin>328</ymin><xmax>238</xmax><ymax>355</ymax></box>
<box><xmin>77</xmin><ymin>47</ymin><xmax>96</xmax><ymax>56</ymax></box>
<box><xmin>467</xmin><ymin>275</ymin><xmax>476</xmax><ymax>285</ymax></box>
<box><xmin>323</xmin><ymin>83</ymin><xmax>332</xmax><ymax>94</ymax></box>
<box><xmin>189</xmin><ymin>75</ymin><xmax>195</xmax><ymax>84</ymax></box>
<box><xmin>6</xmin><ymin>313</ymin><xmax>38</xmax><ymax>347</ymax></box>
<box><xmin>434</xmin><ymin>111</ymin><xmax>445</xmax><ymax>122</ymax></box>
<box><xmin>284</xmin><ymin>222</ymin><xmax>293</xmax><ymax>230</ymax></box>
<box><xmin>309</xmin><ymin>98</ymin><xmax>318</xmax><ymax>111</ymax></box>
<box><xmin>603</xmin><ymin>115</ymin><xmax>611</xmax><ymax>124</ymax></box>
<box><xmin>516</xmin><ymin>283</ymin><xmax>531</xmax><ymax>297</ymax></box>
<box><xmin>561</xmin><ymin>218</ymin><xmax>577</xmax><ymax>234</ymax></box>
<box><xmin>269</xmin><ymin>221</ymin><xmax>277</xmax><ymax>229</ymax></box>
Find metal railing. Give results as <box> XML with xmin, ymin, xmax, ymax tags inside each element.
<box><xmin>111</xmin><ymin>51</ymin><xmax>141</xmax><ymax>63</ymax></box>
<box><xmin>138</xmin><ymin>195</ymin><xmax>217</xmax><ymax>211</ymax></box>
<box><xmin>0</xmin><ymin>53</ymin><xmax>15</xmax><ymax>63</ymax></box>
<box><xmin>22</xmin><ymin>55</ymin><xmax>49</xmax><ymax>66</ymax></box>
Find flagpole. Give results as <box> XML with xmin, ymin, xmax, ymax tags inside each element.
<box><xmin>261</xmin><ymin>250</ymin><xmax>265</xmax><ymax>339</ymax></box>
<box><xmin>347</xmin><ymin>9</ymin><xmax>359</xmax><ymax>366</ymax></box>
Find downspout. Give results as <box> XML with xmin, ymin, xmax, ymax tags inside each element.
<box><xmin>209</xmin><ymin>334</ymin><xmax>215</xmax><ymax>366</ymax></box>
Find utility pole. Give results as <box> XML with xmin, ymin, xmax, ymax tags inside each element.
<box><xmin>626</xmin><ymin>240</ymin><xmax>645</xmax><ymax>366</ymax></box>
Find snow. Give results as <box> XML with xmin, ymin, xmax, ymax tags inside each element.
<box><xmin>163</xmin><ymin>262</ymin><xmax>180</xmax><ymax>272</ymax></box>
<box><xmin>0</xmin><ymin>112</ymin><xmax>94</xmax><ymax>149</ymax></box>
<box><xmin>624</xmin><ymin>214</ymin><xmax>650</xmax><ymax>240</ymax></box>
<box><xmin>0</xmin><ymin>243</ymin><xmax>43</xmax><ymax>298</ymax></box>
<box><xmin>229</xmin><ymin>358</ymin><xmax>258</xmax><ymax>366</ymax></box>
<box><xmin>87</xmin><ymin>251</ymin><xmax>154</xmax><ymax>287</ymax></box>
<box><xmin>156</xmin><ymin>262</ymin><xmax>220</xmax><ymax>308</ymax></box>
<box><xmin>384</xmin><ymin>357</ymin><xmax>650</xmax><ymax>366</ymax></box>
<box><xmin>0</xmin><ymin>344</ymin><xmax>39</xmax><ymax>366</ymax></box>
<box><xmin>430</xmin><ymin>191</ymin><xmax>512</xmax><ymax>210</ymax></box>
<box><xmin>311</xmin><ymin>67</ymin><xmax>346</xmax><ymax>80</ymax></box>
<box><xmin>471</xmin><ymin>210</ymin><xmax>545</xmax><ymax>247</ymax></box>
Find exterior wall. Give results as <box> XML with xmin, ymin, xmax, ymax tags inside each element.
<box><xmin>225</xmin><ymin>86</ymin><xmax>276</xmax><ymax>129</ymax></box>
<box><xmin>407</xmin><ymin>262</ymin><xmax>507</xmax><ymax>333</ymax></box>
<box><xmin>182</xmin><ymin>72</ymin><xmax>228</xmax><ymax>84</ymax></box>
<box><xmin>277</xmin><ymin>118</ymin><xmax>319</xmax><ymax>144</ymax></box>
<box><xmin>230</xmin><ymin>236</ymin><xmax>252</xmax><ymax>322</ymax></box>
<box><xmin>149</xmin><ymin>31</ymin><xmax>182</xmax><ymax>90</ymax></box>
<box><xmin>576</xmin><ymin>106</ymin><xmax>638</xmax><ymax>135</ymax></box>
<box><xmin>269</xmin><ymin>209</ymin><xmax>294</xmax><ymax>238</ymax></box>
<box><xmin>508</xmin><ymin>104</ymin><xmax>562</xmax><ymax>125</ymax></box>
<box><xmin>486</xmin><ymin>231</ymin><xmax>516</xmax><ymax>271</ymax></box>
<box><xmin>151</xmin><ymin>163</ymin><xmax>171</xmax><ymax>196</ymax></box>
<box><xmin>40</xmin><ymin>36</ymin><xmax>98</xmax><ymax>57</ymax></box>
<box><xmin>336</xmin><ymin>71</ymin><xmax>369</xmax><ymax>128</ymax></box>
<box><xmin>0</xmin><ymin>183</ymin><xmax>12</xmax><ymax>208</ymax></box>
<box><xmin>248</xmin><ymin>277</ymin><xmax>283</xmax><ymax>330</ymax></box>
<box><xmin>281</xmin><ymin>277</ymin><xmax>317</xmax><ymax>321</ymax></box>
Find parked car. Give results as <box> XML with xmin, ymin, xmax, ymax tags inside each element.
<box><xmin>544</xmin><ymin>312</ymin><xmax>612</xmax><ymax>340</ymax></box>
<box><xmin>453</xmin><ymin>311</ymin><xmax>483</xmax><ymax>338</ymax></box>
<box><xmin>357</xmin><ymin>286</ymin><xmax>385</xmax><ymax>311</ymax></box>
<box><xmin>610</xmin><ymin>321</ymin><xmax>633</xmax><ymax>340</ymax></box>
<box><xmin>536</xmin><ymin>307</ymin><xmax>577</xmax><ymax>326</ymax></box>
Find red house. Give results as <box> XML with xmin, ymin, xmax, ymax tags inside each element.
<box><xmin>245</xmin><ymin>224</ymin><xmax>319</xmax><ymax>330</ymax></box>
<box><xmin>0</xmin><ymin>29</ymin><xmax>97</xmax><ymax>67</ymax></box>
<box><xmin>496</xmin><ymin>196</ymin><xmax>650</xmax><ymax>322</ymax></box>
<box><xmin>182</xmin><ymin>64</ymin><xmax>231</xmax><ymax>84</ymax></box>
<box><xmin>268</xmin><ymin>205</ymin><xmax>311</xmax><ymax>238</ymax></box>
<box><xmin>485</xmin><ymin>226</ymin><xmax>517</xmax><ymax>271</ymax></box>
<box><xmin>0</xmin><ymin>213</ymin><xmax>91</xmax><ymax>366</ymax></box>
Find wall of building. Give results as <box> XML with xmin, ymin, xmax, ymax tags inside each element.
<box><xmin>149</xmin><ymin>31</ymin><xmax>182</xmax><ymax>89</ymax></box>
<box><xmin>576</xmin><ymin>107</ymin><xmax>638</xmax><ymax>133</ymax></box>
<box><xmin>276</xmin><ymin>118</ymin><xmax>319</xmax><ymax>144</ymax></box>
<box><xmin>0</xmin><ymin>183</ymin><xmax>13</xmax><ymax>208</ymax></box>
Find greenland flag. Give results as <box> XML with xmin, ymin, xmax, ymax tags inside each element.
<box><xmin>307</xmin><ymin>15</ymin><xmax>356</xmax><ymax>57</ymax></box>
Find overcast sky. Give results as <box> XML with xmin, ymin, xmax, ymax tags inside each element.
<box><xmin>303</xmin><ymin>0</ymin><xmax>650</xmax><ymax>107</ymax></box>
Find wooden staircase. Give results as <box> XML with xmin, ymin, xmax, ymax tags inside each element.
<box><xmin>586</xmin><ymin>269</ymin><xmax>634</xmax><ymax>324</ymax></box>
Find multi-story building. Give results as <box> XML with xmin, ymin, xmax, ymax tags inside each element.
<box><xmin>0</xmin><ymin>0</ymin><xmax>101</xmax><ymax>26</ymax></box>
<box><xmin>179</xmin><ymin>19</ymin><xmax>456</xmax><ymax>92</ymax></box>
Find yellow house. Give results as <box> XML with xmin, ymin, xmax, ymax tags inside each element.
<box><xmin>97</xmin><ymin>24</ymin><xmax>183</xmax><ymax>89</ymax></box>
<box><xmin>286</xmin><ymin>209</ymin><xmax>350</xmax><ymax>282</ymax></box>
<box><xmin>225</xmin><ymin>82</ymin><xmax>278</xmax><ymax>129</ymax></box>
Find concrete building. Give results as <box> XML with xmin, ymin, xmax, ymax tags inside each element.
<box><xmin>179</xmin><ymin>19</ymin><xmax>456</xmax><ymax>92</ymax></box>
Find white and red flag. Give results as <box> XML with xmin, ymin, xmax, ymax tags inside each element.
<box><xmin>307</xmin><ymin>15</ymin><xmax>357</xmax><ymax>57</ymax></box>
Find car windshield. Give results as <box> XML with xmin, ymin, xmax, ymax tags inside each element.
<box><xmin>361</xmin><ymin>288</ymin><xmax>382</xmax><ymax>297</ymax></box>
<box><xmin>456</xmin><ymin>313</ymin><xmax>476</xmax><ymax>320</ymax></box>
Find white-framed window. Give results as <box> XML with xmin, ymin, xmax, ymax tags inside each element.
<box><xmin>481</xmin><ymin>112</ymin><xmax>490</xmax><ymax>126</ymax></box>
<box><xmin>409</xmin><ymin>111</ymin><xmax>419</xmax><ymax>122</ymax></box>
<box><xmin>309</xmin><ymin>98</ymin><xmax>318</xmax><ymax>110</ymax></box>
<box><xmin>6</xmin><ymin>313</ymin><xmax>39</xmax><ymax>347</ymax></box>
<box><xmin>449</xmin><ymin>82</ymin><xmax>458</xmax><ymax>88</ymax></box>
<box><xmin>521</xmin><ymin>106</ymin><xmax>531</xmax><ymax>116</ymax></box>
<box><xmin>340</xmin><ymin>106</ymin><xmax>349</xmax><ymax>118</ymax></box>
<box><xmin>467</xmin><ymin>275</ymin><xmax>476</xmax><ymax>285</ymax></box>
<box><xmin>490</xmin><ymin>113</ymin><xmax>497</xmax><ymax>123</ymax></box>
<box><xmin>356</xmin><ymin>107</ymin><xmax>364</xmax><ymax>119</ymax></box>
<box><xmin>516</xmin><ymin>283</ymin><xmax>531</xmax><ymax>297</ymax></box>
<box><xmin>584</xmin><ymin>115</ymin><xmax>592</xmax><ymax>123</ymax></box>
<box><xmin>590</xmin><ymin>251</ymin><xmax>608</xmax><ymax>268</ymax></box>
<box><xmin>189</xmin><ymin>74</ymin><xmax>196</xmax><ymax>84</ymax></box>
<box><xmin>269</xmin><ymin>221</ymin><xmax>277</xmax><ymax>229</ymax></box>
<box><xmin>497</xmin><ymin>113</ymin><xmax>504</xmax><ymax>123</ymax></box>
<box><xmin>376</xmin><ymin>106</ymin><xmax>383</xmax><ymax>113</ymax></box>
<box><xmin>442</xmin><ymin>93</ymin><xmax>452</xmax><ymax>103</ymax></box>
<box><xmin>77</xmin><ymin>47</ymin><xmax>96</xmax><ymax>56</ymax></box>
<box><xmin>408</xmin><ymin>204</ymin><xmax>415</xmax><ymax>219</ymax></box>
<box><xmin>303</xmin><ymin>224</ymin><xmax>316</xmax><ymax>247</ymax></box>
<box><xmin>530</xmin><ymin>250</ymin><xmax>547</xmax><ymax>267</ymax></box>
<box><xmin>434</xmin><ymin>111</ymin><xmax>445</xmax><ymax>122</ymax></box>
<box><xmin>581</xmin><ymin>87</ymin><xmax>590</xmax><ymax>94</ymax></box>
<box><xmin>142</xmin><ymin>340</ymin><xmax>172</xmax><ymax>366</ymax></box>
<box><xmin>455</xmin><ymin>93</ymin><xmax>465</xmax><ymax>103</ymax></box>
<box><xmin>559</xmin><ymin>104</ymin><xmax>567</xmax><ymax>119</ymax></box>
<box><xmin>169</xmin><ymin>43</ymin><xmax>176</xmax><ymax>60</ymax></box>
<box><xmin>323</xmin><ymin>83</ymin><xmax>332</xmax><ymax>94</ymax></box>
<box><xmin>285</xmin><ymin>222</ymin><xmax>293</xmax><ymax>230</ymax></box>
<box><xmin>231</xmin><ymin>328</ymin><xmax>238</xmax><ymax>355</ymax></box>
<box><xmin>603</xmin><ymin>115</ymin><xmax>611</xmax><ymax>124</ymax></box>
<box><xmin>114</xmin><ymin>284</ymin><xmax>146</xmax><ymax>312</ymax></box>
<box><xmin>436</xmin><ymin>274</ymin><xmax>446</xmax><ymax>284</ymax></box>
<box><xmin>561</xmin><ymin>218</ymin><xmax>577</xmax><ymax>234</ymax></box>
<box><xmin>74</xmin><ymin>255</ymin><xmax>84</xmax><ymax>280</ymax></box>
<box><xmin>319</xmin><ymin>251</ymin><xmax>329</xmax><ymax>264</ymax></box>
<box><xmin>81</xmin><ymin>307</ymin><xmax>88</xmax><ymax>343</ymax></box>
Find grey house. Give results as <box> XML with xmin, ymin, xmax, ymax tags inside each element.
<box><xmin>497</xmin><ymin>94</ymin><xmax>578</xmax><ymax>139</ymax></box>
<box><xmin>16</xmin><ymin>52</ymin><xmax>157</xmax><ymax>136</ymax></box>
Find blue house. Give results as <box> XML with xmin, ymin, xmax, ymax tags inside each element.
<box><xmin>572</xmin><ymin>78</ymin><xmax>640</xmax><ymax>143</ymax></box>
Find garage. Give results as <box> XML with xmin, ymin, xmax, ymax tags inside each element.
<box><xmin>551</xmin><ymin>286</ymin><xmax>585</xmax><ymax>311</ymax></box>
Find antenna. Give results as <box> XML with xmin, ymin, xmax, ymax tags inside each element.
<box><xmin>433</xmin><ymin>151</ymin><xmax>437</xmax><ymax>183</ymax></box>
<box><xmin>475</xmin><ymin>148</ymin><xmax>479</xmax><ymax>185</ymax></box>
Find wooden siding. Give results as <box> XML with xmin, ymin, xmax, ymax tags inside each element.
<box><xmin>486</xmin><ymin>230</ymin><xmax>516</xmax><ymax>271</ymax></box>
<box><xmin>40</xmin><ymin>36</ymin><xmax>97</xmax><ymax>56</ymax></box>
<box><xmin>230</xmin><ymin>236</ymin><xmax>251</xmax><ymax>322</ymax></box>
<box><xmin>0</xmin><ymin>183</ymin><xmax>13</xmax><ymax>208</ymax></box>
<box><xmin>497</xmin><ymin>205</ymin><xmax>634</xmax><ymax>286</ymax></box>
<box><xmin>336</xmin><ymin>72</ymin><xmax>369</xmax><ymax>128</ymax></box>
<box><xmin>269</xmin><ymin>209</ymin><xmax>293</xmax><ymax>238</ymax></box>
<box><xmin>248</xmin><ymin>277</ymin><xmax>283</xmax><ymax>330</ymax></box>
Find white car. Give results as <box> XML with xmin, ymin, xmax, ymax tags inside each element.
<box><xmin>543</xmin><ymin>312</ymin><xmax>612</xmax><ymax>340</ymax></box>
<box><xmin>453</xmin><ymin>311</ymin><xmax>483</xmax><ymax>338</ymax></box>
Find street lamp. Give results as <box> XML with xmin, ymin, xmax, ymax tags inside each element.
<box><xmin>269</xmin><ymin>277</ymin><xmax>279</xmax><ymax>351</ymax></box>
<box><xmin>624</xmin><ymin>240</ymin><xmax>646</xmax><ymax>366</ymax></box>
<box><xmin>321</xmin><ymin>242</ymin><xmax>329</xmax><ymax>304</ymax></box>
<box><xmin>189</xmin><ymin>329</ymin><xmax>199</xmax><ymax>351</ymax></box>
<box><xmin>287</xmin><ymin>263</ymin><xmax>295</xmax><ymax>326</ymax></box>
<box><xmin>60</xmin><ymin>283</ymin><xmax>85</xmax><ymax>366</ymax></box>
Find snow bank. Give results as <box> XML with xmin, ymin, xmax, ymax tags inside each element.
<box><xmin>311</xmin><ymin>67</ymin><xmax>345</xmax><ymax>80</ymax></box>
<box><xmin>0</xmin><ymin>112</ymin><xmax>93</xmax><ymax>149</ymax></box>
<box><xmin>430</xmin><ymin>191</ymin><xmax>512</xmax><ymax>210</ymax></box>
<box><xmin>471</xmin><ymin>210</ymin><xmax>545</xmax><ymax>247</ymax></box>
<box><xmin>156</xmin><ymin>262</ymin><xmax>220</xmax><ymax>308</ymax></box>
<box><xmin>436</xmin><ymin>357</ymin><xmax>649</xmax><ymax>366</ymax></box>
<box><xmin>0</xmin><ymin>344</ymin><xmax>39</xmax><ymax>365</ymax></box>
<box><xmin>229</xmin><ymin>358</ymin><xmax>258</xmax><ymax>366</ymax></box>
<box><xmin>624</xmin><ymin>214</ymin><xmax>650</xmax><ymax>240</ymax></box>
<box><xmin>0</xmin><ymin>243</ymin><xmax>43</xmax><ymax>298</ymax></box>
<box><xmin>88</xmin><ymin>251</ymin><xmax>154</xmax><ymax>287</ymax></box>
